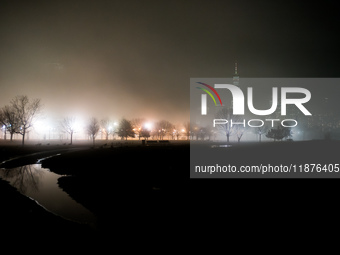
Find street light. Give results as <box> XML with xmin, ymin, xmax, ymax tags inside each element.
<box><xmin>144</xmin><ymin>122</ymin><xmax>152</xmax><ymax>130</ymax></box>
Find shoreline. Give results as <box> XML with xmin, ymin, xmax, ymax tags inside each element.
<box><xmin>0</xmin><ymin>141</ymin><xmax>103</xmax><ymax>240</ymax></box>
<box><xmin>0</xmin><ymin>140</ymin><xmax>189</xmax><ymax>238</ymax></box>
<box><xmin>0</xmin><ymin>178</ymin><xmax>97</xmax><ymax>242</ymax></box>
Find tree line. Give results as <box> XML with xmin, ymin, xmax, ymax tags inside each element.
<box><xmin>0</xmin><ymin>95</ymin><xmax>190</xmax><ymax>146</ymax></box>
<box><xmin>1</xmin><ymin>96</ymin><xmax>291</xmax><ymax>146</ymax></box>
<box><xmin>60</xmin><ymin>117</ymin><xmax>189</xmax><ymax>146</ymax></box>
<box><xmin>193</xmin><ymin>106</ymin><xmax>293</xmax><ymax>142</ymax></box>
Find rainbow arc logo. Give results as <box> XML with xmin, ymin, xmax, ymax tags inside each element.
<box><xmin>196</xmin><ymin>82</ymin><xmax>223</xmax><ymax>115</ymax></box>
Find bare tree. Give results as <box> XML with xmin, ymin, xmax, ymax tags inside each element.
<box><xmin>60</xmin><ymin>117</ymin><xmax>76</xmax><ymax>145</ymax></box>
<box><xmin>235</xmin><ymin>122</ymin><xmax>247</xmax><ymax>143</ymax></box>
<box><xmin>131</xmin><ymin>118</ymin><xmax>145</xmax><ymax>140</ymax></box>
<box><xmin>0</xmin><ymin>105</ymin><xmax>19</xmax><ymax>141</ymax></box>
<box><xmin>183</xmin><ymin>121</ymin><xmax>190</xmax><ymax>140</ymax></box>
<box><xmin>197</xmin><ymin>127</ymin><xmax>208</xmax><ymax>140</ymax></box>
<box><xmin>173</xmin><ymin>127</ymin><xmax>180</xmax><ymax>140</ymax></box>
<box><xmin>101</xmin><ymin>118</ymin><xmax>114</xmax><ymax>140</ymax></box>
<box><xmin>155</xmin><ymin>120</ymin><xmax>173</xmax><ymax>140</ymax></box>
<box><xmin>0</xmin><ymin>111</ymin><xmax>4</xmax><ymax>139</ymax></box>
<box><xmin>11</xmin><ymin>95</ymin><xmax>42</xmax><ymax>146</ymax></box>
<box><xmin>235</xmin><ymin>126</ymin><xmax>245</xmax><ymax>142</ymax></box>
<box><xmin>215</xmin><ymin>107</ymin><xmax>234</xmax><ymax>143</ymax></box>
<box><xmin>0</xmin><ymin>110</ymin><xmax>7</xmax><ymax>140</ymax></box>
<box><xmin>172</xmin><ymin>124</ymin><xmax>183</xmax><ymax>140</ymax></box>
<box><xmin>191</xmin><ymin>124</ymin><xmax>199</xmax><ymax>140</ymax></box>
<box><xmin>87</xmin><ymin>117</ymin><xmax>100</xmax><ymax>147</ymax></box>
<box><xmin>255</xmin><ymin>125</ymin><xmax>268</xmax><ymax>142</ymax></box>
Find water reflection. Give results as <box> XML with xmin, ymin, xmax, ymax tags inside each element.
<box><xmin>0</xmin><ymin>164</ymin><xmax>97</xmax><ymax>227</ymax></box>
<box><xmin>0</xmin><ymin>165</ymin><xmax>44</xmax><ymax>194</ymax></box>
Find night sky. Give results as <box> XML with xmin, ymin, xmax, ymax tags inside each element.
<box><xmin>1</xmin><ymin>0</ymin><xmax>340</xmax><ymax>125</ymax></box>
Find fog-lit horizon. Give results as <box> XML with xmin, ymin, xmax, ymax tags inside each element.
<box><xmin>1</xmin><ymin>0</ymin><xmax>340</xmax><ymax>127</ymax></box>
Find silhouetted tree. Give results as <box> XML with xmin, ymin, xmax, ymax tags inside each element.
<box><xmin>140</xmin><ymin>129</ymin><xmax>151</xmax><ymax>140</ymax></box>
<box><xmin>87</xmin><ymin>117</ymin><xmax>100</xmax><ymax>146</ymax></box>
<box><xmin>172</xmin><ymin>124</ymin><xmax>183</xmax><ymax>140</ymax></box>
<box><xmin>183</xmin><ymin>121</ymin><xmax>190</xmax><ymax>140</ymax></box>
<box><xmin>156</xmin><ymin>120</ymin><xmax>173</xmax><ymax>140</ymax></box>
<box><xmin>0</xmin><ymin>111</ymin><xmax>5</xmax><ymax>139</ymax></box>
<box><xmin>60</xmin><ymin>117</ymin><xmax>76</xmax><ymax>145</ymax></box>
<box><xmin>173</xmin><ymin>126</ymin><xmax>181</xmax><ymax>140</ymax></box>
<box><xmin>11</xmin><ymin>95</ymin><xmax>42</xmax><ymax>146</ymax></box>
<box><xmin>118</xmin><ymin>118</ymin><xmax>135</xmax><ymax>140</ymax></box>
<box><xmin>100</xmin><ymin>118</ymin><xmax>115</xmax><ymax>140</ymax></box>
<box><xmin>255</xmin><ymin>125</ymin><xmax>268</xmax><ymax>142</ymax></box>
<box><xmin>215</xmin><ymin>107</ymin><xmax>234</xmax><ymax>143</ymax></box>
<box><xmin>131</xmin><ymin>118</ymin><xmax>146</xmax><ymax>140</ymax></box>
<box><xmin>235</xmin><ymin>122</ymin><xmax>246</xmax><ymax>143</ymax></box>
<box><xmin>266</xmin><ymin>126</ymin><xmax>292</xmax><ymax>141</ymax></box>
<box><xmin>198</xmin><ymin>127</ymin><xmax>208</xmax><ymax>140</ymax></box>
<box><xmin>0</xmin><ymin>105</ymin><xmax>19</xmax><ymax>141</ymax></box>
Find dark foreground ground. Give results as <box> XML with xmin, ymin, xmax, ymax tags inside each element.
<box><xmin>1</xmin><ymin>140</ymin><xmax>340</xmax><ymax>247</ymax></box>
<box><xmin>41</xmin><ymin>142</ymin><xmax>189</xmax><ymax>234</ymax></box>
<box><xmin>0</xmin><ymin>140</ymin><xmax>188</xmax><ymax>246</ymax></box>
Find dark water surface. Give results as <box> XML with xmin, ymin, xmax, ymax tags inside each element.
<box><xmin>0</xmin><ymin>164</ymin><xmax>97</xmax><ymax>227</ymax></box>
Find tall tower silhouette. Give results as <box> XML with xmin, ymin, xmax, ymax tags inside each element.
<box><xmin>233</xmin><ymin>61</ymin><xmax>239</xmax><ymax>86</ymax></box>
<box><xmin>228</xmin><ymin>61</ymin><xmax>240</xmax><ymax>109</ymax></box>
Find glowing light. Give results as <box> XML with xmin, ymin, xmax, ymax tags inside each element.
<box><xmin>144</xmin><ymin>122</ymin><xmax>152</xmax><ymax>130</ymax></box>
<box><xmin>34</xmin><ymin>120</ymin><xmax>48</xmax><ymax>133</ymax></box>
<box><xmin>70</xmin><ymin>119</ymin><xmax>84</xmax><ymax>132</ymax></box>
